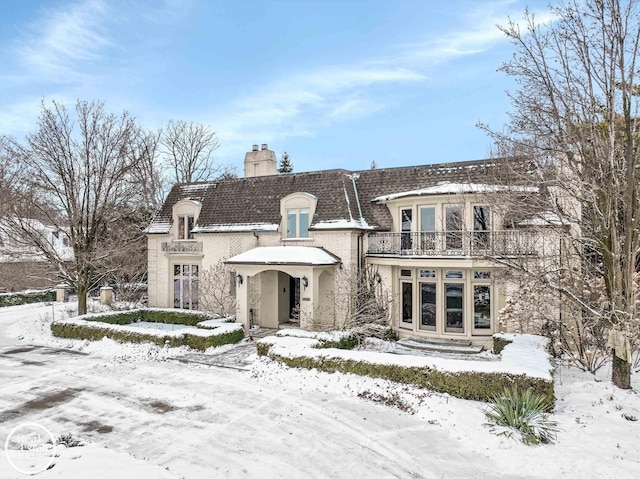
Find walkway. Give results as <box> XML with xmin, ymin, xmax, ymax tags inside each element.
<box><xmin>168</xmin><ymin>327</ymin><xmax>277</xmax><ymax>370</ymax></box>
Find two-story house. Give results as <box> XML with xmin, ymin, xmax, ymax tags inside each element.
<box><xmin>146</xmin><ymin>145</ymin><xmax>544</xmax><ymax>347</ymax></box>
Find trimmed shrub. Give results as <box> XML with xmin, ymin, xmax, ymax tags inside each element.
<box><xmin>265</xmin><ymin>351</ymin><xmax>553</xmax><ymax>405</ymax></box>
<box><xmin>493</xmin><ymin>335</ymin><xmax>513</xmax><ymax>354</ymax></box>
<box><xmin>485</xmin><ymin>387</ymin><xmax>558</xmax><ymax>444</ymax></box>
<box><xmin>80</xmin><ymin>309</ymin><xmax>214</xmax><ymax>326</ymax></box>
<box><xmin>50</xmin><ymin>308</ymin><xmax>244</xmax><ymax>351</ymax></box>
<box><xmin>315</xmin><ymin>334</ymin><xmax>360</xmax><ymax>350</ymax></box>
<box><xmin>51</xmin><ymin>321</ymin><xmax>244</xmax><ymax>351</ymax></box>
<box><xmin>0</xmin><ymin>290</ymin><xmax>56</xmax><ymax>308</ymax></box>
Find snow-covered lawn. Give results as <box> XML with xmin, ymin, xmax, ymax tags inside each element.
<box><xmin>0</xmin><ymin>302</ymin><xmax>639</xmax><ymax>478</ymax></box>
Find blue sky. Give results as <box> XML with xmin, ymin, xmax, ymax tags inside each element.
<box><xmin>0</xmin><ymin>0</ymin><xmax>551</xmax><ymax>174</ymax></box>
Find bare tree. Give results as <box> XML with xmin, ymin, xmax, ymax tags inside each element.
<box><xmin>198</xmin><ymin>260</ymin><xmax>237</xmax><ymax>317</ymax></box>
<box><xmin>479</xmin><ymin>0</ymin><xmax>640</xmax><ymax>388</ymax></box>
<box><xmin>162</xmin><ymin>120</ymin><xmax>233</xmax><ymax>183</ymax></box>
<box><xmin>2</xmin><ymin>100</ymin><xmax>148</xmax><ymax>315</ymax></box>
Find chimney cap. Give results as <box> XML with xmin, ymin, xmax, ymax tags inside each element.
<box><xmin>261</xmin><ymin>143</ymin><xmax>268</xmax><ymax>150</ymax></box>
<box><xmin>252</xmin><ymin>144</ymin><xmax>258</xmax><ymax>151</ymax></box>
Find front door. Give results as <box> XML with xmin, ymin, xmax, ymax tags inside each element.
<box><xmin>289</xmin><ymin>277</ymin><xmax>300</xmax><ymax>320</ymax></box>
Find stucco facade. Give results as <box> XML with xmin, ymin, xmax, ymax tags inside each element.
<box><xmin>147</xmin><ymin>148</ymin><xmax>557</xmax><ymax>346</ymax></box>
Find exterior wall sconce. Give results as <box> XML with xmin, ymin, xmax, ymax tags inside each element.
<box><xmin>302</xmin><ymin>276</ymin><xmax>309</xmax><ymax>289</ymax></box>
<box><xmin>374</xmin><ymin>271</ymin><xmax>382</xmax><ymax>284</ymax></box>
<box><xmin>235</xmin><ymin>274</ymin><xmax>243</xmax><ymax>285</ymax></box>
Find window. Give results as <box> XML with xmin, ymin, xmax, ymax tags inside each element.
<box><xmin>400</xmin><ymin>208</ymin><xmax>413</xmax><ymax>251</ymax></box>
<box><xmin>177</xmin><ymin>215</ymin><xmax>195</xmax><ymax>240</ymax></box>
<box><xmin>473</xmin><ymin>205</ymin><xmax>491</xmax><ymax>248</ymax></box>
<box><xmin>445</xmin><ymin>205</ymin><xmax>463</xmax><ymax>249</ymax></box>
<box><xmin>401</xmin><ymin>282</ymin><xmax>413</xmax><ymax>324</ymax></box>
<box><xmin>473</xmin><ymin>285</ymin><xmax>491</xmax><ymax>329</ymax></box>
<box><xmin>286</xmin><ymin>209</ymin><xmax>309</xmax><ymax>238</ymax></box>
<box><xmin>445</xmin><ymin>283</ymin><xmax>464</xmax><ymax>331</ymax></box>
<box><xmin>420</xmin><ymin>282</ymin><xmax>437</xmax><ymax>330</ymax></box>
<box><xmin>173</xmin><ymin>264</ymin><xmax>199</xmax><ymax>309</ymax></box>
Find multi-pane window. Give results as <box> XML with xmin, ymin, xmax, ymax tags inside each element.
<box><xmin>286</xmin><ymin>209</ymin><xmax>309</xmax><ymax>238</ymax></box>
<box><xmin>400</xmin><ymin>268</ymin><xmax>493</xmax><ymax>334</ymax></box>
<box><xmin>173</xmin><ymin>264</ymin><xmax>199</xmax><ymax>309</ymax></box>
<box><xmin>177</xmin><ymin>215</ymin><xmax>195</xmax><ymax>240</ymax></box>
<box><xmin>473</xmin><ymin>285</ymin><xmax>491</xmax><ymax>329</ymax></box>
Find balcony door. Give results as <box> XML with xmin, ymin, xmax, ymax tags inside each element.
<box><xmin>400</xmin><ymin>208</ymin><xmax>413</xmax><ymax>252</ymax></box>
<box><xmin>419</xmin><ymin>206</ymin><xmax>436</xmax><ymax>252</ymax></box>
<box><xmin>445</xmin><ymin>205</ymin><xmax>463</xmax><ymax>250</ymax></box>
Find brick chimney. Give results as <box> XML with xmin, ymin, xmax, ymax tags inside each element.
<box><xmin>244</xmin><ymin>143</ymin><xmax>277</xmax><ymax>178</ymax></box>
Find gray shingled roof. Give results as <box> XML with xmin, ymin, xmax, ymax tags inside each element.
<box><xmin>147</xmin><ymin>158</ymin><xmax>518</xmax><ymax>234</ymax></box>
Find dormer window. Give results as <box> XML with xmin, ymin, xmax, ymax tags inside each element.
<box><xmin>178</xmin><ymin>215</ymin><xmax>195</xmax><ymax>240</ymax></box>
<box><xmin>287</xmin><ymin>208</ymin><xmax>309</xmax><ymax>238</ymax></box>
<box><xmin>281</xmin><ymin>192</ymin><xmax>317</xmax><ymax>240</ymax></box>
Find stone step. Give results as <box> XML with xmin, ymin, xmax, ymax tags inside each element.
<box><xmin>397</xmin><ymin>337</ymin><xmax>483</xmax><ymax>354</ymax></box>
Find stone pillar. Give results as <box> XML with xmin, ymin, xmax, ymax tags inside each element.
<box><xmin>56</xmin><ymin>284</ymin><xmax>70</xmax><ymax>302</ymax></box>
<box><xmin>100</xmin><ymin>286</ymin><xmax>113</xmax><ymax>305</ymax></box>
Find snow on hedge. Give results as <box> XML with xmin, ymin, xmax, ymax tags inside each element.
<box><xmin>54</xmin><ymin>317</ymin><xmax>242</xmax><ymax>338</ymax></box>
<box><xmin>259</xmin><ymin>333</ymin><xmax>553</xmax><ymax>380</ymax></box>
<box><xmin>276</xmin><ymin>328</ymin><xmax>354</xmax><ymax>343</ymax></box>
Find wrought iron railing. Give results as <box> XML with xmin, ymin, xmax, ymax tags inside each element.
<box><xmin>161</xmin><ymin>241</ymin><xmax>203</xmax><ymax>254</ymax></box>
<box><xmin>366</xmin><ymin>231</ymin><xmax>540</xmax><ymax>257</ymax></box>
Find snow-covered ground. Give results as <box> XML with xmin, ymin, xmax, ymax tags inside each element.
<box><xmin>0</xmin><ymin>302</ymin><xmax>639</xmax><ymax>478</ymax></box>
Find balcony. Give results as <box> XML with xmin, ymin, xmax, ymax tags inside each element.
<box><xmin>161</xmin><ymin>241</ymin><xmax>203</xmax><ymax>254</ymax></box>
<box><xmin>367</xmin><ymin>231</ymin><xmax>540</xmax><ymax>257</ymax></box>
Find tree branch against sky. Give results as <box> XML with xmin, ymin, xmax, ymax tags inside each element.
<box><xmin>479</xmin><ymin>0</ymin><xmax>640</xmax><ymax>388</ymax></box>
<box><xmin>2</xmin><ymin>100</ymin><xmax>152</xmax><ymax>315</ymax></box>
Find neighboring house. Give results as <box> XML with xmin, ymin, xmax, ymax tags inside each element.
<box><xmin>147</xmin><ymin>144</ymin><xmax>549</xmax><ymax>347</ymax></box>
<box><xmin>0</xmin><ymin>219</ymin><xmax>74</xmax><ymax>291</ymax></box>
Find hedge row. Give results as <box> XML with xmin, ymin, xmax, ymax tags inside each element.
<box><xmin>0</xmin><ymin>290</ymin><xmax>56</xmax><ymax>308</ymax></box>
<box><xmin>258</xmin><ymin>343</ymin><xmax>553</xmax><ymax>406</ymax></box>
<box><xmin>51</xmin><ymin>321</ymin><xmax>244</xmax><ymax>351</ymax></box>
<box><xmin>80</xmin><ymin>309</ymin><xmax>215</xmax><ymax>326</ymax></box>
<box><xmin>492</xmin><ymin>335</ymin><xmax>513</xmax><ymax>354</ymax></box>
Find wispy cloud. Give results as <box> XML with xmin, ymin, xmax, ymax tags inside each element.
<box><xmin>17</xmin><ymin>0</ymin><xmax>112</xmax><ymax>84</ymax></box>
<box><xmin>213</xmin><ymin>66</ymin><xmax>425</xmax><ymax>160</ymax></box>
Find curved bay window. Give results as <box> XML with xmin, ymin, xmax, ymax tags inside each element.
<box><xmin>398</xmin><ymin>268</ymin><xmax>494</xmax><ymax>336</ymax></box>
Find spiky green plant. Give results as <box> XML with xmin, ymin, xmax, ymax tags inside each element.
<box><xmin>484</xmin><ymin>387</ymin><xmax>558</xmax><ymax>445</ymax></box>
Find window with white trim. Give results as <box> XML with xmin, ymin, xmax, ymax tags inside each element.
<box><xmin>173</xmin><ymin>264</ymin><xmax>199</xmax><ymax>309</ymax></box>
<box><xmin>177</xmin><ymin>215</ymin><xmax>195</xmax><ymax>240</ymax></box>
<box><xmin>286</xmin><ymin>208</ymin><xmax>310</xmax><ymax>238</ymax></box>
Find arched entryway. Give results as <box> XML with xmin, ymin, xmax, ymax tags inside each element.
<box><xmin>226</xmin><ymin>246</ymin><xmax>341</xmax><ymax>331</ymax></box>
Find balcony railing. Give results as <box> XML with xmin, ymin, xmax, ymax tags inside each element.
<box><xmin>161</xmin><ymin>241</ymin><xmax>203</xmax><ymax>254</ymax></box>
<box><xmin>367</xmin><ymin>231</ymin><xmax>539</xmax><ymax>257</ymax></box>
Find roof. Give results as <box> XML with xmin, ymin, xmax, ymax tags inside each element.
<box><xmin>372</xmin><ymin>182</ymin><xmax>539</xmax><ymax>203</ymax></box>
<box><xmin>226</xmin><ymin>246</ymin><xmax>341</xmax><ymax>265</ymax></box>
<box><xmin>147</xmin><ymin>158</ymin><xmax>525</xmax><ymax>234</ymax></box>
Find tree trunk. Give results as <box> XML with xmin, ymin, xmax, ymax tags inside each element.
<box><xmin>77</xmin><ymin>285</ymin><xmax>88</xmax><ymax>316</ymax></box>
<box><xmin>612</xmin><ymin>352</ymin><xmax>631</xmax><ymax>389</ymax></box>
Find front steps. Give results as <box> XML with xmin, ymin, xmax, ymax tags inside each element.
<box><xmin>397</xmin><ymin>337</ymin><xmax>484</xmax><ymax>355</ymax></box>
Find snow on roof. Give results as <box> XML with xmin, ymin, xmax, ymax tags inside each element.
<box><xmin>192</xmin><ymin>223</ymin><xmax>279</xmax><ymax>233</ymax></box>
<box><xmin>226</xmin><ymin>246</ymin><xmax>341</xmax><ymax>265</ymax></box>
<box><xmin>310</xmin><ymin>219</ymin><xmax>375</xmax><ymax>230</ymax></box>
<box><xmin>144</xmin><ymin>221</ymin><xmax>172</xmax><ymax>234</ymax></box>
<box><xmin>372</xmin><ymin>182</ymin><xmax>538</xmax><ymax>203</ymax></box>
<box><xmin>518</xmin><ymin>211</ymin><xmax>570</xmax><ymax>227</ymax></box>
